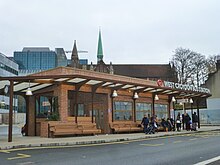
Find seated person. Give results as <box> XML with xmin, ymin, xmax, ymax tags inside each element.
<box><xmin>167</xmin><ymin>118</ymin><xmax>175</xmax><ymax>131</ymax></box>
<box><xmin>161</xmin><ymin>118</ymin><xmax>168</xmax><ymax>131</ymax></box>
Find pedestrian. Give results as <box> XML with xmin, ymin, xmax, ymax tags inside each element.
<box><xmin>176</xmin><ymin>112</ymin><xmax>181</xmax><ymax>131</ymax></box>
<box><xmin>161</xmin><ymin>118</ymin><xmax>168</xmax><ymax>132</ymax></box>
<box><xmin>141</xmin><ymin>114</ymin><xmax>149</xmax><ymax>133</ymax></box>
<box><xmin>192</xmin><ymin>112</ymin><xmax>198</xmax><ymax>131</ymax></box>
<box><xmin>182</xmin><ymin>113</ymin><xmax>185</xmax><ymax>130</ymax></box>
<box><xmin>185</xmin><ymin>113</ymin><xmax>191</xmax><ymax>131</ymax></box>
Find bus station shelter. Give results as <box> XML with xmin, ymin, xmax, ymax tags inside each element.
<box><xmin>0</xmin><ymin>67</ymin><xmax>211</xmax><ymax>142</ymax></box>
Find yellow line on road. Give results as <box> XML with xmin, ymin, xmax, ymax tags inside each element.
<box><xmin>0</xmin><ymin>132</ymin><xmax>209</xmax><ymax>153</ymax></box>
<box><xmin>140</xmin><ymin>143</ymin><xmax>164</xmax><ymax>147</ymax></box>
<box><xmin>0</xmin><ymin>150</ymin><xmax>10</xmax><ymax>153</ymax></box>
<box><xmin>1</xmin><ymin>141</ymin><xmax>129</xmax><ymax>153</ymax></box>
<box><xmin>189</xmin><ymin>138</ymin><xmax>197</xmax><ymax>141</ymax></box>
<box><xmin>8</xmin><ymin>153</ymin><xmax>31</xmax><ymax>160</ymax></box>
<box><xmin>201</xmin><ymin>136</ymin><xmax>209</xmax><ymax>138</ymax></box>
<box><xmin>173</xmin><ymin>140</ymin><xmax>182</xmax><ymax>143</ymax></box>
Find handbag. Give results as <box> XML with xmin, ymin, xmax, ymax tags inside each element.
<box><xmin>176</xmin><ymin>120</ymin><xmax>181</xmax><ymax>123</ymax></box>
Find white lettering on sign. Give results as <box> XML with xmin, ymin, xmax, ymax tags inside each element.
<box><xmin>163</xmin><ymin>81</ymin><xmax>211</xmax><ymax>94</ymax></box>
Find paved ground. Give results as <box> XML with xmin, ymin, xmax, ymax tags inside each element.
<box><xmin>1</xmin><ymin>131</ymin><xmax>220</xmax><ymax>165</ymax></box>
<box><xmin>0</xmin><ymin>125</ymin><xmax>219</xmax><ymax>150</ymax></box>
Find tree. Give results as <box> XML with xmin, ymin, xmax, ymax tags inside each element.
<box><xmin>171</xmin><ymin>47</ymin><xmax>210</xmax><ymax>86</ymax></box>
<box><xmin>171</xmin><ymin>47</ymin><xmax>196</xmax><ymax>84</ymax></box>
<box><xmin>206</xmin><ymin>55</ymin><xmax>218</xmax><ymax>74</ymax></box>
<box><xmin>191</xmin><ymin>53</ymin><xmax>206</xmax><ymax>87</ymax></box>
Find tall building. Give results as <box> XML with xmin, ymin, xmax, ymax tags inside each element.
<box><xmin>0</xmin><ymin>52</ymin><xmax>18</xmax><ymax>77</ymax></box>
<box><xmin>55</xmin><ymin>48</ymin><xmax>68</xmax><ymax>67</ymax></box>
<box><xmin>0</xmin><ymin>52</ymin><xmax>18</xmax><ymax>114</ymax></box>
<box><xmin>14</xmin><ymin>47</ymin><xmax>67</xmax><ymax>75</ymax></box>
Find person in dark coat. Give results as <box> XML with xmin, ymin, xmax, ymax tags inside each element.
<box><xmin>192</xmin><ymin>112</ymin><xmax>198</xmax><ymax>131</ymax></box>
<box><xmin>161</xmin><ymin>118</ymin><xmax>168</xmax><ymax>131</ymax></box>
<box><xmin>176</xmin><ymin>112</ymin><xmax>181</xmax><ymax>131</ymax></box>
<box><xmin>182</xmin><ymin>113</ymin><xmax>185</xmax><ymax>130</ymax></box>
<box><xmin>141</xmin><ymin>114</ymin><xmax>149</xmax><ymax>133</ymax></box>
<box><xmin>185</xmin><ymin>113</ymin><xmax>191</xmax><ymax>131</ymax></box>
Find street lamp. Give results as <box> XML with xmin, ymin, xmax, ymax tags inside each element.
<box><xmin>26</xmin><ymin>81</ymin><xmax>33</xmax><ymax>96</ymax></box>
<box><xmin>172</xmin><ymin>96</ymin><xmax>176</xmax><ymax>102</ymax></box>
<box><xmin>112</xmin><ymin>90</ymin><xmax>118</xmax><ymax>97</ymax></box>
<box><xmin>133</xmin><ymin>92</ymin><xmax>139</xmax><ymax>99</ymax></box>
<box><xmin>154</xmin><ymin>94</ymin><xmax>159</xmax><ymax>101</ymax></box>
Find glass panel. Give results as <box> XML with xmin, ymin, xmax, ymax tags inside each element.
<box><xmin>113</xmin><ymin>101</ymin><xmax>132</xmax><ymax>121</ymax></box>
<box><xmin>136</xmin><ymin>103</ymin><xmax>152</xmax><ymax>121</ymax></box>
<box><xmin>78</xmin><ymin>104</ymin><xmax>84</xmax><ymax>117</ymax></box>
<box><xmin>154</xmin><ymin>104</ymin><xmax>168</xmax><ymax>119</ymax></box>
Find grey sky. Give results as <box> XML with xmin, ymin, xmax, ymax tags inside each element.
<box><xmin>1</xmin><ymin>0</ymin><xmax>220</xmax><ymax>64</ymax></box>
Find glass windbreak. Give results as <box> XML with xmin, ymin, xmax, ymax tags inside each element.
<box><xmin>78</xmin><ymin>104</ymin><xmax>84</xmax><ymax>116</ymax></box>
<box><xmin>136</xmin><ymin>103</ymin><xmax>152</xmax><ymax>121</ymax></box>
<box><xmin>154</xmin><ymin>104</ymin><xmax>168</xmax><ymax>119</ymax></box>
<box><xmin>113</xmin><ymin>101</ymin><xmax>132</xmax><ymax>121</ymax></box>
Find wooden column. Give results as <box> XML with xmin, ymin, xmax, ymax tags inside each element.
<box><xmin>133</xmin><ymin>98</ymin><xmax>136</xmax><ymax>122</ymax></box>
<box><xmin>27</xmin><ymin>96</ymin><xmax>36</xmax><ymax>136</ymax></box>
<box><xmin>152</xmin><ymin>93</ymin><xmax>155</xmax><ymax>116</ymax></box>
<box><xmin>8</xmin><ymin>80</ymin><xmax>14</xmax><ymax>142</ymax></box>
<box><xmin>196</xmin><ymin>99</ymin><xmax>200</xmax><ymax>128</ymax></box>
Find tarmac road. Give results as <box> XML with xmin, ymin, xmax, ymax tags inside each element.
<box><xmin>0</xmin><ymin>131</ymin><xmax>220</xmax><ymax>165</ymax></box>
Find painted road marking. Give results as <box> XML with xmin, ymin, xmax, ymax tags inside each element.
<box><xmin>194</xmin><ymin>155</ymin><xmax>220</xmax><ymax>165</ymax></box>
<box><xmin>0</xmin><ymin>150</ymin><xmax>10</xmax><ymax>153</ymax></box>
<box><xmin>201</xmin><ymin>136</ymin><xmax>209</xmax><ymax>138</ymax></box>
<box><xmin>140</xmin><ymin>143</ymin><xmax>164</xmax><ymax>147</ymax></box>
<box><xmin>189</xmin><ymin>138</ymin><xmax>197</xmax><ymax>141</ymax></box>
<box><xmin>16</xmin><ymin>162</ymin><xmax>35</xmax><ymax>165</ymax></box>
<box><xmin>1</xmin><ymin>132</ymin><xmax>218</xmax><ymax>153</ymax></box>
<box><xmin>1</xmin><ymin>140</ymin><xmax>130</xmax><ymax>153</ymax></box>
<box><xmin>8</xmin><ymin>153</ymin><xmax>31</xmax><ymax>160</ymax></box>
<box><xmin>173</xmin><ymin>140</ymin><xmax>182</xmax><ymax>143</ymax></box>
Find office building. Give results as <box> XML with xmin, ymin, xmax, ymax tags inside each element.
<box><xmin>14</xmin><ymin>47</ymin><xmax>68</xmax><ymax>75</ymax></box>
<box><xmin>0</xmin><ymin>52</ymin><xmax>18</xmax><ymax>114</ymax></box>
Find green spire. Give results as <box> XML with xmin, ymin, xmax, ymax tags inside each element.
<box><xmin>97</xmin><ymin>29</ymin><xmax>103</xmax><ymax>62</ymax></box>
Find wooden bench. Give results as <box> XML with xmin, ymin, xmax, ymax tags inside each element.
<box><xmin>110</xmin><ymin>122</ymin><xmax>143</xmax><ymax>133</ymax></box>
<box><xmin>67</xmin><ymin>116</ymin><xmax>95</xmax><ymax>123</ymax></box>
<box><xmin>49</xmin><ymin>123</ymin><xmax>82</xmax><ymax>137</ymax></box>
<box><xmin>78</xmin><ymin>123</ymin><xmax>101</xmax><ymax>135</ymax></box>
<box><xmin>49</xmin><ymin>121</ymin><xmax>101</xmax><ymax>138</ymax></box>
<box><xmin>130</xmin><ymin>123</ymin><xmax>143</xmax><ymax>132</ymax></box>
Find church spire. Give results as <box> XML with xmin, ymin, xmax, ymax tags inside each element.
<box><xmin>70</xmin><ymin>40</ymin><xmax>80</xmax><ymax>68</ymax></box>
<box><xmin>97</xmin><ymin>29</ymin><xmax>103</xmax><ymax>62</ymax></box>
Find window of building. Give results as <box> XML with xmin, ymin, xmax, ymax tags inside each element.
<box><xmin>154</xmin><ymin>104</ymin><xmax>168</xmax><ymax>119</ymax></box>
<box><xmin>136</xmin><ymin>102</ymin><xmax>152</xmax><ymax>121</ymax></box>
<box><xmin>113</xmin><ymin>101</ymin><xmax>132</xmax><ymax>121</ymax></box>
<box><xmin>78</xmin><ymin>104</ymin><xmax>84</xmax><ymax>116</ymax></box>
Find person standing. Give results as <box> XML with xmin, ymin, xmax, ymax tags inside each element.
<box><xmin>141</xmin><ymin>114</ymin><xmax>149</xmax><ymax>133</ymax></box>
<box><xmin>192</xmin><ymin>112</ymin><xmax>198</xmax><ymax>131</ymax></box>
<box><xmin>182</xmin><ymin>113</ymin><xmax>185</xmax><ymax>130</ymax></box>
<box><xmin>176</xmin><ymin>112</ymin><xmax>181</xmax><ymax>131</ymax></box>
<box><xmin>185</xmin><ymin>113</ymin><xmax>191</xmax><ymax>131</ymax></box>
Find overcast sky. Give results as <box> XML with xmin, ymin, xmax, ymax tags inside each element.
<box><xmin>1</xmin><ymin>0</ymin><xmax>220</xmax><ymax>64</ymax></box>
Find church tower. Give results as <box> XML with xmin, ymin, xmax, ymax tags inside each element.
<box><xmin>97</xmin><ymin>29</ymin><xmax>104</xmax><ymax>62</ymax></box>
<box><xmin>70</xmin><ymin>40</ymin><xmax>81</xmax><ymax>68</ymax></box>
<box><xmin>95</xmin><ymin>29</ymin><xmax>113</xmax><ymax>74</ymax></box>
